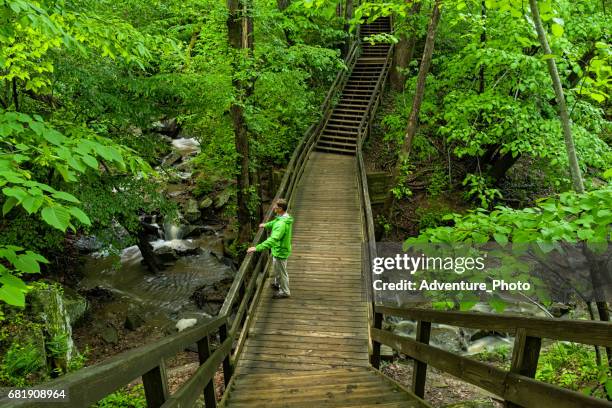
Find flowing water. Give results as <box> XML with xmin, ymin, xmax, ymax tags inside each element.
<box><xmin>78</xmin><ymin>236</ymin><xmax>233</xmax><ymax>324</ymax></box>
<box><xmin>171</xmin><ymin>138</ymin><xmax>200</xmax><ymax>156</ymax></box>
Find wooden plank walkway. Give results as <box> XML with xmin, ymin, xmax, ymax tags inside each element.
<box><xmin>223</xmin><ymin>153</ymin><xmax>426</xmax><ymax>407</ymax></box>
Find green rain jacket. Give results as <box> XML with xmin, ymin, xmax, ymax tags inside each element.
<box><xmin>255</xmin><ymin>213</ymin><xmax>293</xmax><ymax>259</ymax></box>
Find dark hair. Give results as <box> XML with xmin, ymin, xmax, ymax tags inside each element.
<box><xmin>276</xmin><ymin>199</ymin><xmax>288</xmax><ymax>211</ymax></box>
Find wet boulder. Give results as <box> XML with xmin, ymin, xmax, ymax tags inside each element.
<box><xmin>199</xmin><ymin>197</ymin><xmax>213</xmax><ymax>209</ymax></box>
<box><xmin>184</xmin><ymin>199</ymin><xmax>201</xmax><ymax>224</ymax></box>
<box><xmin>191</xmin><ymin>277</ymin><xmax>234</xmax><ymax>315</ymax></box>
<box><xmin>61</xmin><ymin>286</ymin><xmax>89</xmax><ymax>328</ymax></box>
<box><xmin>153</xmin><ymin>118</ymin><xmax>180</xmax><ymax>138</ymax></box>
<box><xmin>124</xmin><ymin>305</ymin><xmax>146</xmax><ymax>331</ymax></box>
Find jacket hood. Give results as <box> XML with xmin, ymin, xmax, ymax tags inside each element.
<box><xmin>279</xmin><ymin>214</ymin><xmax>294</xmax><ymax>225</ymax></box>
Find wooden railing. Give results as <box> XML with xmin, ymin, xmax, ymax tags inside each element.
<box><xmin>371</xmin><ymin>306</ymin><xmax>612</xmax><ymax>408</ymax></box>
<box><xmin>1</xmin><ymin>316</ymin><xmax>229</xmax><ymax>408</ymax></box>
<box><xmin>353</xmin><ymin>41</ymin><xmax>393</xmax><ymax>367</ymax></box>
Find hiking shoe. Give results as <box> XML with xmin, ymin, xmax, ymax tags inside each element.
<box><xmin>270</xmin><ymin>282</ymin><xmax>280</xmax><ymax>290</ymax></box>
<box><xmin>272</xmin><ymin>292</ymin><xmax>290</xmax><ymax>299</ymax></box>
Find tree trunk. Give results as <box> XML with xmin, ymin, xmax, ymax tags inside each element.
<box><xmin>277</xmin><ymin>0</ymin><xmax>290</xmax><ymax>11</ymax></box>
<box><xmin>390</xmin><ymin>1</ymin><xmax>422</xmax><ymax>91</ymax></box>
<box><xmin>227</xmin><ymin>0</ymin><xmax>254</xmax><ymax>243</ymax></box>
<box><xmin>479</xmin><ymin>0</ymin><xmax>486</xmax><ymax>94</ymax></box>
<box><xmin>384</xmin><ymin>0</ymin><xmax>442</xmax><ymax>213</ymax></box>
<box><xmin>341</xmin><ymin>0</ymin><xmax>353</xmax><ymax>57</ymax></box>
<box><xmin>528</xmin><ymin>0</ymin><xmax>584</xmax><ymax>193</ymax></box>
<box><xmin>12</xmin><ymin>78</ymin><xmax>19</xmax><ymax>111</ymax></box>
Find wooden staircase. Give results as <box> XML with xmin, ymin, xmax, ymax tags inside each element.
<box><xmin>316</xmin><ymin>17</ymin><xmax>391</xmax><ymax>155</ymax></box>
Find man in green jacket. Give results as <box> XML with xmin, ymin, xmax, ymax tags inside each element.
<box><xmin>247</xmin><ymin>198</ymin><xmax>294</xmax><ymax>299</ymax></box>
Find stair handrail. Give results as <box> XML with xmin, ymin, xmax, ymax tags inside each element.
<box><xmin>352</xmin><ymin>29</ymin><xmax>394</xmax><ymax>368</ymax></box>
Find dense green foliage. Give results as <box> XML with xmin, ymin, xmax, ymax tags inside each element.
<box><xmin>0</xmin><ymin>0</ymin><xmax>349</xmax><ymax>306</ymax></box>
<box><xmin>537</xmin><ymin>343</ymin><xmax>612</xmax><ymax>399</ymax></box>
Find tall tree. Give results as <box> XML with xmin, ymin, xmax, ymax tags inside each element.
<box><xmin>385</xmin><ymin>0</ymin><xmax>442</xmax><ymax>213</ymax></box>
<box><xmin>528</xmin><ymin>0</ymin><xmax>609</xmax><ymax>364</ymax></box>
<box><xmin>390</xmin><ymin>0</ymin><xmax>422</xmax><ymax>91</ymax></box>
<box><xmin>528</xmin><ymin>0</ymin><xmax>583</xmax><ymax>193</ymax></box>
<box><xmin>227</xmin><ymin>0</ymin><xmax>254</xmax><ymax>242</ymax></box>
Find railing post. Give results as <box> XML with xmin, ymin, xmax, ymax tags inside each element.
<box><xmin>371</xmin><ymin>309</ymin><xmax>383</xmax><ymax>369</ymax></box>
<box><xmin>219</xmin><ymin>322</ymin><xmax>233</xmax><ymax>388</ymax></box>
<box><xmin>506</xmin><ymin>328</ymin><xmax>541</xmax><ymax>408</ymax></box>
<box><xmin>197</xmin><ymin>335</ymin><xmax>217</xmax><ymax>408</ymax></box>
<box><xmin>412</xmin><ymin>320</ymin><xmax>431</xmax><ymax>399</ymax></box>
<box><xmin>142</xmin><ymin>360</ymin><xmax>169</xmax><ymax>408</ymax></box>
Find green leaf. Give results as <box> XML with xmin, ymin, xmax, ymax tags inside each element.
<box><xmin>96</xmin><ymin>145</ymin><xmax>123</xmax><ymax>165</ymax></box>
<box><xmin>551</xmin><ymin>23</ymin><xmax>564</xmax><ymax>37</ymax></box>
<box><xmin>459</xmin><ymin>301</ymin><xmax>477</xmax><ymax>311</ymax></box>
<box><xmin>42</xmin><ymin>128</ymin><xmax>66</xmax><ymax>145</ymax></box>
<box><xmin>21</xmin><ymin>195</ymin><xmax>44</xmax><ymax>214</ymax></box>
<box><xmin>489</xmin><ymin>297</ymin><xmax>506</xmax><ymax>313</ymax></box>
<box><xmin>2</xmin><ymin>187</ymin><xmax>27</xmax><ymax>202</ymax></box>
<box><xmin>0</xmin><ymin>284</ymin><xmax>25</xmax><ymax>307</ymax></box>
<box><xmin>81</xmin><ymin>154</ymin><xmax>98</xmax><ymax>169</ymax></box>
<box><xmin>69</xmin><ymin>206</ymin><xmax>91</xmax><ymax>226</ymax></box>
<box><xmin>41</xmin><ymin>206</ymin><xmax>71</xmax><ymax>231</ymax></box>
<box><xmin>0</xmin><ymin>274</ymin><xmax>28</xmax><ymax>290</ymax></box>
<box><xmin>493</xmin><ymin>233</ymin><xmax>508</xmax><ymax>246</ymax></box>
<box><xmin>52</xmin><ymin>191</ymin><xmax>80</xmax><ymax>203</ymax></box>
<box><xmin>2</xmin><ymin>196</ymin><xmax>18</xmax><ymax>215</ymax></box>
<box><xmin>13</xmin><ymin>253</ymin><xmax>42</xmax><ymax>273</ymax></box>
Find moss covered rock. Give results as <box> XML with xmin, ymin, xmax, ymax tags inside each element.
<box><xmin>27</xmin><ymin>283</ymin><xmax>79</xmax><ymax>373</ymax></box>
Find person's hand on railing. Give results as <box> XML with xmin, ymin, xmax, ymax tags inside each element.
<box><xmin>259</xmin><ymin>223</ymin><xmax>266</xmax><ymax>228</ymax></box>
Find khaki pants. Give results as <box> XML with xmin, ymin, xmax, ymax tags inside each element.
<box><xmin>272</xmin><ymin>257</ymin><xmax>290</xmax><ymax>296</ymax></box>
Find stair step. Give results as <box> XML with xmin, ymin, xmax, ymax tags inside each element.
<box><xmin>320</xmin><ymin>133</ymin><xmax>358</xmax><ymax>143</ymax></box>
<box><xmin>343</xmin><ymin>85</ymin><xmax>375</xmax><ymax>90</ymax></box>
<box><xmin>327</xmin><ymin>115</ymin><xmax>361</xmax><ymax>126</ymax></box>
<box><xmin>325</xmin><ymin>122</ymin><xmax>360</xmax><ymax>130</ymax></box>
<box><xmin>318</xmin><ymin>139</ymin><xmax>357</xmax><ymax>148</ymax></box>
<box><xmin>340</xmin><ymin>98</ymin><xmax>371</xmax><ymax>105</ymax></box>
<box><xmin>340</xmin><ymin>95</ymin><xmax>370</xmax><ymax>101</ymax></box>
<box><xmin>336</xmin><ymin>104</ymin><xmax>368</xmax><ymax>111</ymax></box>
<box><xmin>342</xmin><ymin>87</ymin><xmax>374</xmax><ymax>96</ymax></box>
<box><xmin>327</xmin><ymin>117</ymin><xmax>362</xmax><ymax>125</ymax></box>
<box><xmin>331</xmin><ymin>110</ymin><xmax>363</xmax><ymax>116</ymax></box>
<box><xmin>322</xmin><ymin>128</ymin><xmax>360</xmax><ymax>136</ymax></box>
<box><xmin>315</xmin><ymin>145</ymin><xmax>356</xmax><ymax>155</ymax></box>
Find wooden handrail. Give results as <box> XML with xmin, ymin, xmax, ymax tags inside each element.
<box><xmin>371</xmin><ymin>305</ymin><xmax>612</xmax><ymax>406</ymax></box>
<box><xmin>1</xmin><ymin>316</ymin><xmax>227</xmax><ymax>408</ymax></box>
<box><xmin>160</xmin><ymin>336</ymin><xmax>233</xmax><ymax>408</ymax></box>
<box><xmin>376</xmin><ymin>305</ymin><xmax>612</xmax><ymax>347</ymax></box>
<box><xmin>371</xmin><ymin>328</ymin><xmax>612</xmax><ymax>408</ymax></box>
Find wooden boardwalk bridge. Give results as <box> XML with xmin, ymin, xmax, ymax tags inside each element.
<box><xmin>3</xmin><ymin>17</ymin><xmax>611</xmax><ymax>408</ymax></box>
<box><xmin>224</xmin><ymin>17</ymin><xmax>424</xmax><ymax>406</ymax></box>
